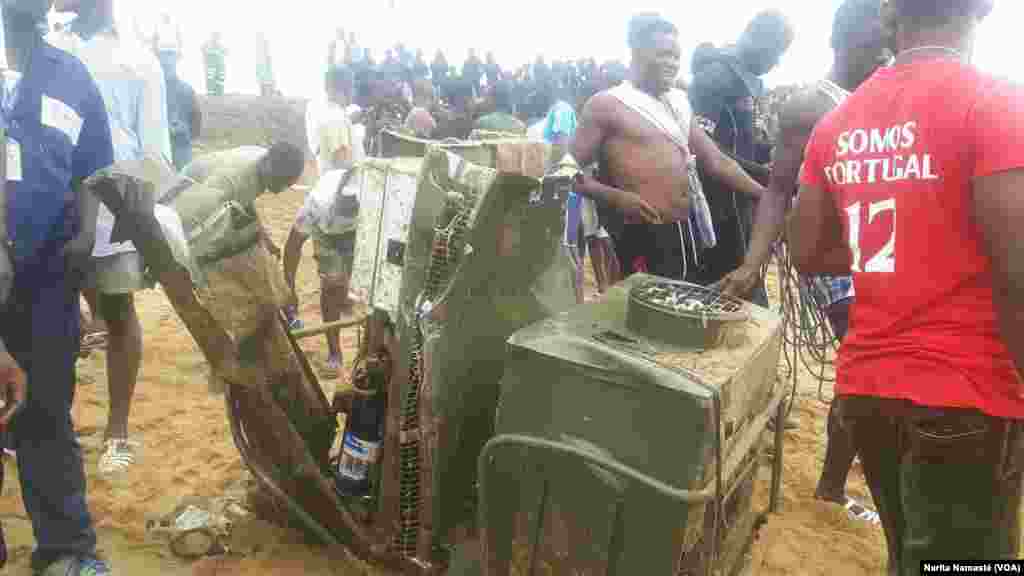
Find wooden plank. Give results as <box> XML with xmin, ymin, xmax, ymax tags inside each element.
<box><xmin>290</xmin><ymin>317</ymin><xmax>367</xmax><ymax>340</ymax></box>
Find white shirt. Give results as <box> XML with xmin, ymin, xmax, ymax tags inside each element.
<box><xmin>294</xmin><ymin>169</ymin><xmax>359</xmax><ymax>236</ymax></box>
<box><xmin>309</xmin><ymin>100</ymin><xmax>354</xmax><ymax>176</ymax></box>
<box><xmin>346</xmin><ymin>104</ymin><xmax>367</xmax><ymax>162</ymax></box>
<box><xmin>49</xmin><ymin>24</ymin><xmax>173</xmax><ymax>258</ymax></box>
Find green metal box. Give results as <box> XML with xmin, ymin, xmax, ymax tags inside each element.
<box><xmin>490</xmin><ymin>274</ymin><xmax>782</xmax><ymax>573</ymax></box>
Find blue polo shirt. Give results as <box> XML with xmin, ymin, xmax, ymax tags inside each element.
<box><xmin>6</xmin><ymin>41</ymin><xmax>113</xmax><ymax>281</ymax></box>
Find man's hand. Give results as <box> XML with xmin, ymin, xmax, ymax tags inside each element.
<box><xmin>612</xmin><ymin>190</ymin><xmax>662</xmax><ymax>225</ymax></box>
<box><xmin>62</xmin><ymin>237</ymin><xmax>94</xmax><ymax>286</ymax></box>
<box><xmin>715</xmin><ymin>264</ymin><xmax>760</xmax><ymax>298</ymax></box>
<box><xmin>0</xmin><ymin>348</ymin><xmax>26</xmax><ymax>430</ymax></box>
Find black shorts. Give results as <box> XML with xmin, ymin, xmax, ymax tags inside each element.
<box><xmin>613</xmin><ymin>222</ymin><xmax>700</xmax><ymax>283</ymax></box>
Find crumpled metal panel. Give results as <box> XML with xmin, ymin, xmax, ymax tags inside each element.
<box><xmin>491</xmin><ymin>274</ymin><xmax>782</xmax><ymax>573</ymax></box>
<box><xmin>388</xmin><ymin>144</ymin><xmax>576</xmax><ymax>555</ymax></box>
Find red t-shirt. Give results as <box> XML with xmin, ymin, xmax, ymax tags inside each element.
<box><xmin>800</xmin><ymin>58</ymin><xmax>1024</xmax><ymax>419</ymax></box>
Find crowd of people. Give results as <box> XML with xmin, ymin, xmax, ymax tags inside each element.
<box><xmin>0</xmin><ymin>0</ymin><xmax>1019</xmax><ymax>574</ymax></box>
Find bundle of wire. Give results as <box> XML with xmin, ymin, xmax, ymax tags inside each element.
<box><xmin>770</xmin><ymin>241</ymin><xmax>840</xmax><ymax>418</ymax></box>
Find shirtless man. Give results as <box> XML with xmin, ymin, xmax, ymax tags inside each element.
<box><xmin>572</xmin><ymin>13</ymin><xmax>765</xmax><ymax>282</ymax></box>
<box><xmin>717</xmin><ymin>0</ymin><xmax>890</xmax><ymax>525</ymax></box>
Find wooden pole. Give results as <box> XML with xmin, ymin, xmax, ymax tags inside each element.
<box><xmin>290</xmin><ymin>316</ymin><xmax>367</xmax><ymax>340</ymax></box>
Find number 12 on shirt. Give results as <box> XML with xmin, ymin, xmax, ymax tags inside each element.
<box><xmin>845</xmin><ymin>198</ymin><xmax>895</xmax><ymax>273</ymax></box>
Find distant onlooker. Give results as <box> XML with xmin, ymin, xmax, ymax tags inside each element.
<box><xmin>484</xmin><ymin>51</ymin><xmax>502</xmax><ymax>87</ymax></box>
<box><xmin>431</xmin><ymin>50</ymin><xmax>449</xmax><ymax>89</ymax></box>
<box><xmin>413</xmin><ymin>49</ymin><xmax>429</xmax><ymax>80</ymax></box>
<box><xmin>157</xmin><ymin>48</ymin><xmax>202</xmax><ymax>171</ymax></box>
<box><xmin>473</xmin><ymin>80</ymin><xmax>526</xmax><ymax>135</ymax></box>
<box><xmin>404</xmin><ymin>79</ymin><xmax>438</xmax><ymax>138</ymax></box>
<box><xmin>463</xmin><ymin>48</ymin><xmax>483</xmax><ymax>96</ymax></box>
<box><xmin>257</xmin><ymin>33</ymin><xmax>276</xmax><ymax>97</ymax></box>
<box><xmin>201</xmin><ymin>31</ymin><xmax>228</xmax><ymax>96</ymax></box>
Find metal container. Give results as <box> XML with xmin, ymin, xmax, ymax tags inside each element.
<box><xmin>488</xmin><ymin>274</ymin><xmax>782</xmax><ymax>574</ymax></box>
<box><xmin>626</xmin><ymin>279</ymin><xmax>749</xmax><ymax>350</ymax></box>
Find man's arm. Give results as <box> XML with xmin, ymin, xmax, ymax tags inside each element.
<box><xmin>67</xmin><ymin>77</ymin><xmax>115</xmax><ymax>274</ymax></box>
<box><xmin>975</xmin><ymin>169</ymin><xmax>1024</xmax><ymax>382</ymax></box>
<box><xmin>689</xmin><ymin>122</ymin><xmax>765</xmax><ymax>199</ymax></box>
<box><xmin>788</xmin><ymin>181</ymin><xmax>850</xmax><ymax>276</ymax></box>
<box><xmin>717</xmin><ymin>94</ymin><xmax>822</xmax><ymax>295</ymax></box>
<box><xmin>571</xmin><ymin>95</ymin><xmax>659</xmax><ymax>223</ymax></box>
<box><xmin>970</xmin><ymin>81</ymin><xmax>1024</xmax><ymax>382</ymax></box>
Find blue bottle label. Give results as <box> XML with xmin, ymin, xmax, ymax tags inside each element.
<box><xmin>337</xmin><ymin>431</ymin><xmax>381</xmax><ymax>482</ymax></box>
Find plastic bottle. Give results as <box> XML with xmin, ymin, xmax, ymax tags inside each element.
<box><xmin>334</xmin><ymin>357</ymin><xmax>386</xmax><ymax>497</ymax></box>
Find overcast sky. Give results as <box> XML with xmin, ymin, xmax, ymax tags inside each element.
<box><xmin>61</xmin><ymin>0</ymin><xmax>1020</xmax><ymax>99</ymax></box>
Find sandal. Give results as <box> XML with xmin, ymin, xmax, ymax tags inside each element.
<box><xmin>98</xmin><ymin>438</ymin><xmax>140</xmax><ymax>476</ymax></box>
<box><xmin>80</xmin><ymin>331</ymin><xmax>108</xmax><ymax>354</ymax></box>
<box><xmin>842</xmin><ymin>496</ymin><xmax>881</xmax><ymax>525</ymax></box>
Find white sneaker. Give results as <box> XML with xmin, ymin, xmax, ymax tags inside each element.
<box><xmin>98</xmin><ymin>438</ymin><xmax>140</xmax><ymax>476</ymax></box>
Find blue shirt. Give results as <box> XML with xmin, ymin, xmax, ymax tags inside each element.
<box><xmin>542</xmin><ymin>100</ymin><xmax>577</xmax><ymax>143</ymax></box>
<box><xmin>6</xmin><ymin>41</ymin><xmax>114</xmax><ymax>279</ymax></box>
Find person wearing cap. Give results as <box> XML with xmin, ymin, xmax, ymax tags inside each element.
<box><xmin>718</xmin><ymin>0</ymin><xmax>891</xmax><ymax>525</ymax></box>
<box><xmin>790</xmin><ymin>0</ymin><xmax>1021</xmax><ymax>570</ymax></box>
<box><xmin>0</xmin><ymin>0</ymin><xmax>115</xmax><ymax>573</ymax></box>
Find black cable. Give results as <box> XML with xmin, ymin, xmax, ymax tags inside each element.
<box><xmin>771</xmin><ymin>241</ymin><xmax>840</xmax><ymax>418</ymax></box>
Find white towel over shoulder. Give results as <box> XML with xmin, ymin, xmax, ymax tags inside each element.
<box><xmin>606</xmin><ymin>82</ymin><xmax>716</xmax><ymax>249</ymax></box>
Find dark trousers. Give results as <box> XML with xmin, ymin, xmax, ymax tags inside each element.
<box><xmin>840</xmin><ymin>396</ymin><xmax>1022</xmax><ymax>575</ymax></box>
<box><xmin>613</xmin><ymin>222</ymin><xmax>701</xmax><ymax>283</ymax></box>
<box><xmin>826</xmin><ymin>297</ymin><xmax>851</xmax><ymax>341</ymax></box>
<box><xmin>819</xmin><ymin>298</ymin><xmax>854</xmax><ymax>495</ymax></box>
<box><xmin>2</xmin><ymin>271</ymin><xmax>96</xmax><ymax>569</ymax></box>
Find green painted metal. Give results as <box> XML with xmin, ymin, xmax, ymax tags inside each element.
<box><xmin>386</xmin><ymin>142</ymin><xmax>577</xmax><ymax>555</ymax></box>
<box><xmin>379</xmin><ymin>129</ymin><xmax>499</xmax><ymax>167</ymax></box>
<box><xmin>476</xmin><ymin>434</ymin><xmax>717</xmax><ymax>576</ymax></box>
<box><xmin>489</xmin><ymin>274</ymin><xmax>781</xmax><ymax>574</ymax></box>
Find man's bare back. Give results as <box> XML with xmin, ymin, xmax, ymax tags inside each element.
<box><xmin>580</xmin><ymin>91</ymin><xmax>690</xmax><ymax>223</ymax></box>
